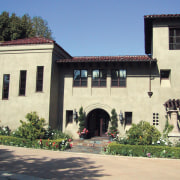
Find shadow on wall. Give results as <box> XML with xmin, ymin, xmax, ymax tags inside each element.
<box><xmin>0</xmin><ymin>147</ymin><xmax>110</xmax><ymax>179</ymax></box>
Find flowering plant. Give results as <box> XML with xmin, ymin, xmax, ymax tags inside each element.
<box><xmin>77</xmin><ymin>128</ymin><xmax>89</xmax><ymax>136</ymax></box>
<box><xmin>105</xmin><ymin>128</ymin><xmax>119</xmax><ymax>138</ymax></box>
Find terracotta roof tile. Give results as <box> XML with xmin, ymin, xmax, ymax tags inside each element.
<box><xmin>0</xmin><ymin>37</ymin><xmax>54</xmax><ymax>46</ymax></box>
<box><xmin>144</xmin><ymin>14</ymin><xmax>180</xmax><ymax>19</ymax></box>
<box><xmin>57</xmin><ymin>55</ymin><xmax>155</xmax><ymax>63</ymax></box>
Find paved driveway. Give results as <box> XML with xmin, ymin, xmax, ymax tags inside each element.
<box><xmin>0</xmin><ymin>145</ymin><xmax>180</xmax><ymax>180</ymax></box>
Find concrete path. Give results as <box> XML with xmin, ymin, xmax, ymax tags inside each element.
<box><xmin>0</xmin><ymin>145</ymin><xmax>180</xmax><ymax>180</ymax></box>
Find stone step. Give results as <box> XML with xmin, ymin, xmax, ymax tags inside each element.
<box><xmin>67</xmin><ymin>136</ymin><xmax>111</xmax><ymax>154</ymax></box>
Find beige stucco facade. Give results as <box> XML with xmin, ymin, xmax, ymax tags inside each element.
<box><xmin>0</xmin><ymin>15</ymin><xmax>180</xmax><ymax>139</ymax></box>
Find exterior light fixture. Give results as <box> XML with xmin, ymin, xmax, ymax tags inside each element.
<box><xmin>119</xmin><ymin>111</ymin><xmax>123</xmax><ymax>124</ymax></box>
<box><xmin>73</xmin><ymin>109</ymin><xmax>77</xmax><ymax>120</ymax></box>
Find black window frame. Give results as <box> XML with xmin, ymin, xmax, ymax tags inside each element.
<box><xmin>66</xmin><ymin>110</ymin><xmax>73</xmax><ymax>126</ymax></box>
<box><xmin>111</xmin><ymin>69</ymin><xmax>126</xmax><ymax>87</ymax></box>
<box><xmin>2</xmin><ymin>74</ymin><xmax>10</xmax><ymax>100</ymax></box>
<box><xmin>169</xmin><ymin>28</ymin><xmax>180</xmax><ymax>50</ymax></box>
<box><xmin>160</xmin><ymin>70</ymin><xmax>170</xmax><ymax>80</ymax></box>
<box><xmin>19</xmin><ymin>70</ymin><xmax>27</xmax><ymax>96</ymax></box>
<box><xmin>36</xmin><ymin>66</ymin><xmax>44</xmax><ymax>92</ymax></box>
<box><xmin>92</xmin><ymin>69</ymin><xmax>107</xmax><ymax>87</ymax></box>
<box><xmin>73</xmin><ymin>69</ymin><xmax>88</xmax><ymax>87</ymax></box>
<box><xmin>125</xmin><ymin>112</ymin><xmax>132</xmax><ymax>125</ymax></box>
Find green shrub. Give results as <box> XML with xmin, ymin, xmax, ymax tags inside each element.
<box><xmin>126</xmin><ymin>121</ymin><xmax>161</xmax><ymax>145</ymax></box>
<box><xmin>0</xmin><ymin>135</ymin><xmax>72</xmax><ymax>151</ymax></box>
<box><xmin>44</xmin><ymin>126</ymin><xmax>72</xmax><ymax>140</ymax></box>
<box><xmin>107</xmin><ymin>142</ymin><xmax>180</xmax><ymax>158</ymax></box>
<box><xmin>12</xmin><ymin>112</ymin><xmax>46</xmax><ymax>141</ymax></box>
<box><xmin>0</xmin><ymin>126</ymin><xmax>11</xmax><ymax>136</ymax></box>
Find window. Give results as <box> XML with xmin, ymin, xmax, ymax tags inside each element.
<box><xmin>66</xmin><ymin>110</ymin><xmax>73</xmax><ymax>126</ymax></box>
<box><xmin>73</xmin><ymin>70</ymin><xmax>87</xmax><ymax>87</ymax></box>
<box><xmin>169</xmin><ymin>28</ymin><xmax>180</xmax><ymax>50</ymax></box>
<box><xmin>2</xmin><ymin>74</ymin><xmax>10</xmax><ymax>99</ymax></box>
<box><xmin>153</xmin><ymin>113</ymin><xmax>159</xmax><ymax>126</ymax></box>
<box><xmin>125</xmin><ymin>112</ymin><xmax>132</xmax><ymax>125</ymax></box>
<box><xmin>19</xmin><ymin>70</ymin><xmax>27</xmax><ymax>96</ymax></box>
<box><xmin>160</xmin><ymin>70</ymin><xmax>170</xmax><ymax>79</ymax></box>
<box><xmin>160</xmin><ymin>70</ymin><xmax>171</xmax><ymax>87</ymax></box>
<box><xmin>36</xmin><ymin>66</ymin><xmax>44</xmax><ymax>92</ymax></box>
<box><xmin>111</xmin><ymin>69</ymin><xmax>126</xmax><ymax>87</ymax></box>
<box><xmin>92</xmin><ymin>69</ymin><xmax>106</xmax><ymax>87</ymax></box>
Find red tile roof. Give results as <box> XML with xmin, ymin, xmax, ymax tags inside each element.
<box><xmin>57</xmin><ymin>55</ymin><xmax>155</xmax><ymax>63</ymax></box>
<box><xmin>0</xmin><ymin>37</ymin><xmax>72</xmax><ymax>58</ymax></box>
<box><xmin>0</xmin><ymin>37</ymin><xmax>54</xmax><ymax>46</ymax></box>
<box><xmin>144</xmin><ymin>14</ymin><xmax>180</xmax><ymax>19</ymax></box>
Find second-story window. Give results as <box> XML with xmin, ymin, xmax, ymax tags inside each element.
<box><xmin>2</xmin><ymin>74</ymin><xmax>10</xmax><ymax>99</ymax></box>
<box><xmin>111</xmin><ymin>69</ymin><xmax>126</xmax><ymax>87</ymax></box>
<box><xmin>92</xmin><ymin>69</ymin><xmax>106</xmax><ymax>87</ymax></box>
<box><xmin>169</xmin><ymin>28</ymin><xmax>180</xmax><ymax>50</ymax></box>
<box><xmin>19</xmin><ymin>70</ymin><xmax>27</xmax><ymax>96</ymax></box>
<box><xmin>36</xmin><ymin>66</ymin><xmax>44</xmax><ymax>92</ymax></box>
<box><xmin>73</xmin><ymin>70</ymin><xmax>87</xmax><ymax>87</ymax></box>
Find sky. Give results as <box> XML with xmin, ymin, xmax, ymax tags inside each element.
<box><xmin>0</xmin><ymin>0</ymin><xmax>180</xmax><ymax>56</ymax></box>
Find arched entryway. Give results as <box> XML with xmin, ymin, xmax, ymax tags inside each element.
<box><xmin>86</xmin><ymin>108</ymin><xmax>110</xmax><ymax>138</ymax></box>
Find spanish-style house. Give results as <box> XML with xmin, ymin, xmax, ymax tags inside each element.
<box><xmin>0</xmin><ymin>14</ymin><xmax>180</xmax><ymax>139</ymax></box>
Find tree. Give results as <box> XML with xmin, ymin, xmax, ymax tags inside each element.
<box><xmin>0</xmin><ymin>11</ymin><xmax>53</xmax><ymax>42</ymax></box>
<box><xmin>0</xmin><ymin>11</ymin><xmax>10</xmax><ymax>41</ymax></box>
<box><xmin>32</xmin><ymin>16</ymin><xmax>53</xmax><ymax>39</ymax></box>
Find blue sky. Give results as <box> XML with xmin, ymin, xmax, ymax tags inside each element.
<box><xmin>1</xmin><ymin>0</ymin><xmax>180</xmax><ymax>56</ymax></box>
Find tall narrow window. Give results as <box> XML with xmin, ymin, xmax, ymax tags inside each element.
<box><xmin>66</xmin><ymin>110</ymin><xmax>73</xmax><ymax>126</ymax></box>
<box><xmin>169</xmin><ymin>28</ymin><xmax>180</xmax><ymax>50</ymax></box>
<box><xmin>125</xmin><ymin>112</ymin><xmax>132</xmax><ymax>125</ymax></box>
<box><xmin>73</xmin><ymin>70</ymin><xmax>87</xmax><ymax>87</ymax></box>
<box><xmin>36</xmin><ymin>66</ymin><xmax>44</xmax><ymax>92</ymax></box>
<box><xmin>111</xmin><ymin>69</ymin><xmax>126</xmax><ymax>87</ymax></box>
<box><xmin>19</xmin><ymin>70</ymin><xmax>27</xmax><ymax>96</ymax></box>
<box><xmin>2</xmin><ymin>74</ymin><xmax>10</xmax><ymax>99</ymax></box>
<box><xmin>92</xmin><ymin>69</ymin><xmax>106</xmax><ymax>87</ymax></box>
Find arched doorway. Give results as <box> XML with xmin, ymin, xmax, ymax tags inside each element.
<box><xmin>86</xmin><ymin>108</ymin><xmax>110</xmax><ymax>138</ymax></box>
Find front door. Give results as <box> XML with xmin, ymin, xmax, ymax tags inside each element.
<box><xmin>87</xmin><ymin>109</ymin><xmax>110</xmax><ymax>137</ymax></box>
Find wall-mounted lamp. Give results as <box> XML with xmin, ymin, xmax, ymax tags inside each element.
<box><xmin>119</xmin><ymin>111</ymin><xmax>123</xmax><ymax>124</ymax></box>
<box><xmin>73</xmin><ymin>109</ymin><xmax>78</xmax><ymax>120</ymax></box>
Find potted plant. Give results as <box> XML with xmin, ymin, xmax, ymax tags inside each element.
<box><xmin>77</xmin><ymin>107</ymin><xmax>88</xmax><ymax>139</ymax></box>
<box><xmin>106</xmin><ymin>109</ymin><xmax>119</xmax><ymax>141</ymax></box>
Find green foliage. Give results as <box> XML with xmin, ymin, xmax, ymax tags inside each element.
<box><xmin>126</xmin><ymin>121</ymin><xmax>161</xmax><ymax>145</ymax></box>
<box><xmin>107</xmin><ymin>142</ymin><xmax>180</xmax><ymax>158</ymax></box>
<box><xmin>0</xmin><ymin>11</ymin><xmax>53</xmax><ymax>42</ymax></box>
<box><xmin>106</xmin><ymin>109</ymin><xmax>118</xmax><ymax>138</ymax></box>
<box><xmin>0</xmin><ymin>136</ymin><xmax>72</xmax><ymax>151</ymax></box>
<box><xmin>0</xmin><ymin>126</ymin><xmax>11</xmax><ymax>136</ymax></box>
<box><xmin>44</xmin><ymin>126</ymin><xmax>72</xmax><ymax>140</ymax></box>
<box><xmin>78</xmin><ymin>107</ymin><xmax>86</xmax><ymax>133</ymax></box>
<box><xmin>12</xmin><ymin>112</ymin><xmax>46</xmax><ymax>141</ymax></box>
<box><xmin>163</xmin><ymin>119</ymin><xmax>174</xmax><ymax>139</ymax></box>
<box><xmin>32</xmin><ymin>16</ymin><xmax>52</xmax><ymax>39</ymax></box>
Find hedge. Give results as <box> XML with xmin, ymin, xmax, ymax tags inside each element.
<box><xmin>0</xmin><ymin>136</ymin><xmax>71</xmax><ymax>151</ymax></box>
<box><xmin>107</xmin><ymin>142</ymin><xmax>180</xmax><ymax>159</ymax></box>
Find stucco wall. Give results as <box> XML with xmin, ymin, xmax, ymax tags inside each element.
<box><xmin>0</xmin><ymin>44</ymin><xmax>54</xmax><ymax>129</ymax></box>
<box><xmin>60</xmin><ymin>63</ymin><xmax>166</xmax><ymax>138</ymax></box>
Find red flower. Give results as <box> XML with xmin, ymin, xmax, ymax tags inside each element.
<box><xmin>70</xmin><ymin>144</ymin><xmax>72</xmax><ymax>148</ymax></box>
<box><xmin>52</xmin><ymin>142</ymin><xmax>56</xmax><ymax>147</ymax></box>
<box><xmin>68</xmin><ymin>139</ymin><xmax>72</xmax><ymax>142</ymax></box>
